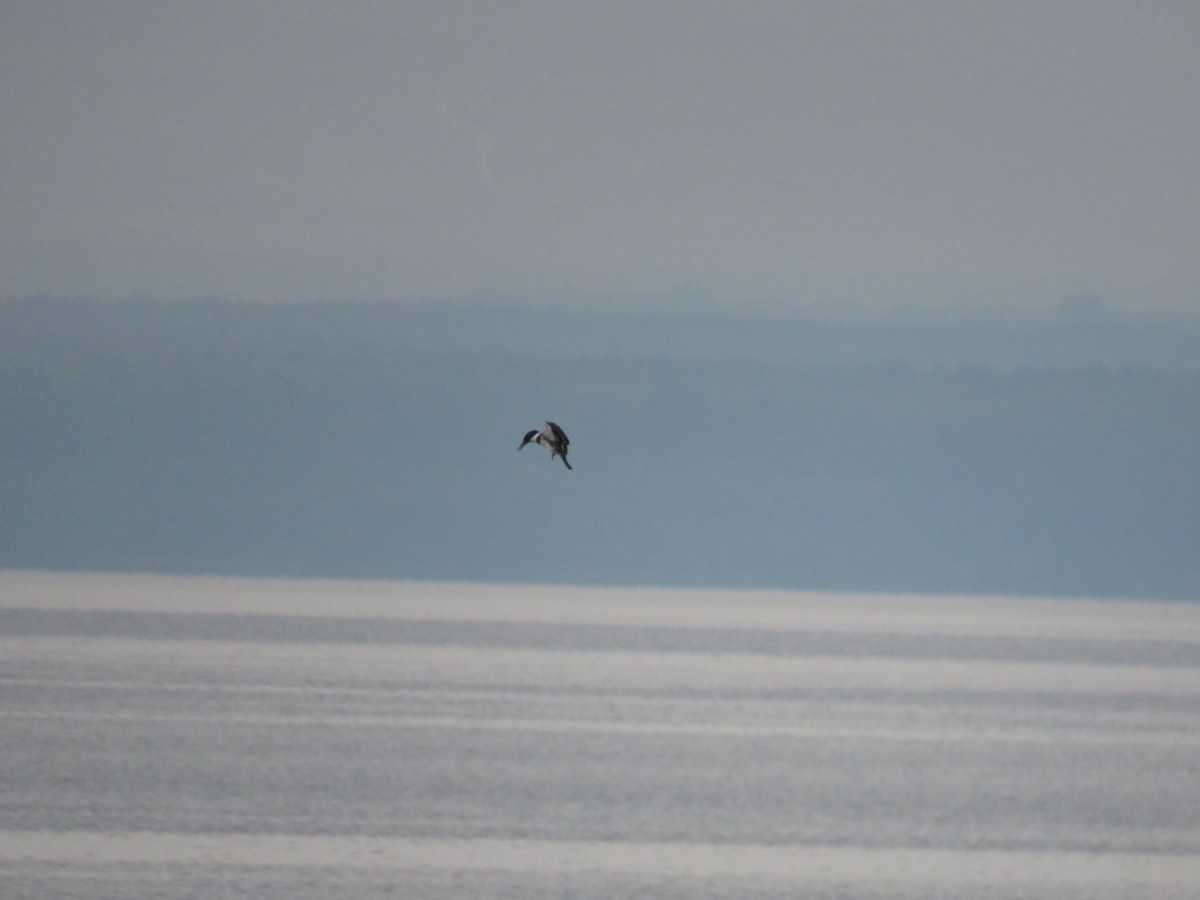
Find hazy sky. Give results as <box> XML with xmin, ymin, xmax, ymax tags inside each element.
<box><xmin>3</xmin><ymin>1</ymin><xmax>1197</xmax><ymax>313</ymax></box>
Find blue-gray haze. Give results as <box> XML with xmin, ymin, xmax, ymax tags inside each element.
<box><xmin>2</xmin><ymin>297</ymin><xmax>1198</xmax><ymax>599</ymax></box>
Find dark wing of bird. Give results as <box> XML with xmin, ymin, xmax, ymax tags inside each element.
<box><xmin>546</xmin><ymin>422</ymin><xmax>572</xmax><ymax>470</ymax></box>
<box><xmin>545</xmin><ymin>421</ymin><xmax>569</xmax><ymax>449</ymax></box>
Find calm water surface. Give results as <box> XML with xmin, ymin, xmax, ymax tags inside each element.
<box><xmin>2</xmin><ymin>572</ymin><xmax>1198</xmax><ymax>898</ymax></box>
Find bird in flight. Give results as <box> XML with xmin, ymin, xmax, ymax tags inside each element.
<box><xmin>518</xmin><ymin>421</ymin><xmax>572</xmax><ymax>470</ymax></box>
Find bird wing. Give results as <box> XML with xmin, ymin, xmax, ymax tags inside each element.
<box><xmin>546</xmin><ymin>421</ymin><xmax>569</xmax><ymax>449</ymax></box>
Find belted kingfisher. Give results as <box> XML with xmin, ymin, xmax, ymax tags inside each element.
<box><xmin>518</xmin><ymin>421</ymin><xmax>572</xmax><ymax>470</ymax></box>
